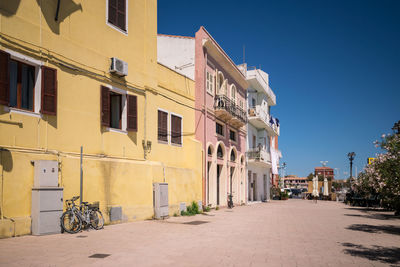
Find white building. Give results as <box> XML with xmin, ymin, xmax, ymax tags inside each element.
<box><xmin>242</xmin><ymin>65</ymin><xmax>281</xmax><ymax>202</ymax></box>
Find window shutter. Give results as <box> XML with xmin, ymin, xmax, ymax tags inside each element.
<box><xmin>127</xmin><ymin>94</ymin><xmax>137</xmax><ymax>131</ymax></box>
<box><xmin>101</xmin><ymin>86</ymin><xmax>110</xmax><ymax>126</ymax></box>
<box><xmin>108</xmin><ymin>0</ymin><xmax>117</xmax><ymax>25</ymax></box>
<box><xmin>171</xmin><ymin>115</ymin><xmax>182</xmax><ymax>145</ymax></box>
<box><xmin>0</xmin><ymin>50</ymin><xmax>10</xmax><ymax>105</ymax></box>
<box><xmin>117</xmin><ymin>0</ymin><xmax>126</xmax><ymax>30</ymax></box>
<box><xmin>41</xmin><ymin>66</ymin><xmax>57</xmax><ymax>115</ymax></box>
<box><xmin>158</xmin><ymin>110</ymin><xmax>168</xmax><ymax>142</ymax></box>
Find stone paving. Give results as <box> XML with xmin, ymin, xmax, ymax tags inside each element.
<box><xmin>0</xmin><ymin>199</ymin><xmax>399</xmax><ymax>267</ymax></box>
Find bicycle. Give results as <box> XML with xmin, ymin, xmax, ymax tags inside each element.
<box><xmin>60</xmin><ymin>196</ymin><xmax>104</xmax><ymax>234</ymax></box>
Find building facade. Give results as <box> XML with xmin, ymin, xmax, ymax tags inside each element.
<box><xmin>314</xmin><ymin>167</ymin><xmax>335</xmax><ymax>180</ymax></box>
<box><xmin>0</xmin><ymin>0</ymin><xmax>202</xmax><ymax>238</ymax></box>
<box><xmin>283</xmin><ymin>175</ymin><xmax>308</xmax><ymax>189</ymax></box>
<box><xmin>158</xmin><ymin>27</ymin><xmax>248</xmax><ymax>207</ymax></box>
<box><xmin>244</xmin><ymin>67</ymin><xmax>280</xmax><ymax>201</ymax></box>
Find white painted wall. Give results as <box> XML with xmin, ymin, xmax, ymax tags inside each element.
<box><xmin>157</xmin><ymin>35</ymin><xmax>195</xmax><ymax>80</ymax></box>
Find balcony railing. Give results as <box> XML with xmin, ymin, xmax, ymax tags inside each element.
<box><xmin>246</xmin><ymin>147</ymin><xmax>271</xmax><ymax>165</ymax></box>
<box><xmin>248</xmin><ymin>105</ymin><xmax>280</xmax><ymax>135</ymax></box>
<box><xmin>214</xmin><ymin>95</ymin><xmax>247</xmax><ymax>126</ymax></box>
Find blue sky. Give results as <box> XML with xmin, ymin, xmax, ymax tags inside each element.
<box><xmin>158</xmin><ymin>0</ymin><xmax>400</xmax><ymax>179</ymax></box>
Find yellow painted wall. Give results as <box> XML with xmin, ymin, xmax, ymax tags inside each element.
<box><xmin>0</xmin><ymin>1</ymin><xmax>202</xmax><ymax>238</ymax></box>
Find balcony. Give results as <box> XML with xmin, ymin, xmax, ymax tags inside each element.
<box><xmin>246</xmin><ymin>147</ymin><xmax>271</xmax><ymax>167</ymax></box>
<box><xmin>248</xmin><ymin>105</ymin><xmax>280</xmax><ymax>136</ymax></box>
<box><xmin>214</xmin><ymin>95</ymin><xmax>247</xmax><ymax>128</ymax></box>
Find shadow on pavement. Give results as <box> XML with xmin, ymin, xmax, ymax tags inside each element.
<box><xmin>342</xmin><ymin>242</ymin><xmax>400</xmax><ymax>265</ymax></box>
<box><xmin>344</xmin><ymin>213</ymin><xmax>400</xmax><ymax>221</ymax></box>
<box><xmin>346</xmin><ymin>224</ymin><xmax>400</xmax><ymax>235</ymax></box>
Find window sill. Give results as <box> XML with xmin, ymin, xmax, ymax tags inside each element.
<box><xmin>216</xmin><ymin>133</ymin><xmax>225</xmax><ymax>139</ymax></box>
<box><xmin>106</xmin><ymin>22</ymin><xmax>128</xmax><ymax>36</ymax></box>
<box><xmin>6</xmin><ymin>107</ymin><xmax>42</xmax><ymax>118</ymax></box>
<box><xmin>105</xmin><ymin>127</ymin><xmax>128</xmax><ymax>135</ymax></box>
<box><xmin>171</xmin><ymin>142</ymin><xmax>182</xmax><ymax>147</ymax></box>
<box><xmin>158</xmin><ymin>140</ymin><xmax>169</xmax><ymax>145</ymax></box>
<box><xmin>206</xmin><ymin>90</ymin><xmax>214</xmax><ymax>97</ymax></box>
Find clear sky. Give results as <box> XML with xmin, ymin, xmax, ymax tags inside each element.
<box><xmin>157</xmin><ymin>0</ymin><xmax>400</xmax><ymax>179</ymax></box>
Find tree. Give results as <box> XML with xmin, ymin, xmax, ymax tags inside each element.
<box><xmin>307</xmin><ymin>173</ymin><xmax>314</xmax><ymax>181</ymax></box>
<box><xmin>355</xmin><ymin>128</ymin><xmax>400</xmax><ymax>214</ymax></box>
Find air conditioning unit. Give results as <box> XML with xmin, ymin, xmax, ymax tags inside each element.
<box><xmin>110</xmin><ymin>57</ymin><xmax>128</xmax><ymax>76</ymax></box>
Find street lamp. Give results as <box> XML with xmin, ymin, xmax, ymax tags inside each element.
<box><xmin>280</xmin><ymin>162</ymin><xmax>286</xmax><ymax>188</ymax></box>
<box><xmin>347</xmin><ymin>152</ymin><xmax>356</xmax><ymax>181</ymax></box>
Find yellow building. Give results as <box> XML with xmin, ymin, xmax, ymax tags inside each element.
<box><xmin>0</xmin><ymin>0</ymin><xmax>202</xmax><ymax>238</ymax></box>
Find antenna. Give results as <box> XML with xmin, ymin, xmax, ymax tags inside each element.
<box><xmin>320</xmin><ymin>161</ymin><xmax>328</xmax><ymax>167</ymax></box>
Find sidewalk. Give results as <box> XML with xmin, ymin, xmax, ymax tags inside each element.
<box><xmin>0</xmin><ymin>200</ymin><xmax>399</xmax><ymax>267</ymax></box>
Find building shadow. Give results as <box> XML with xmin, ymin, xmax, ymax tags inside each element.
<box><xmin>0</xmin><ymin>1</ymin><xmax>21</xmax><ymax>16</ymax></box>
<box><xmin>344</xmin><ymin>213</ymin><xmax>400</xmax><ymax>221</ymax></box>
<box><xmin>342</xmin><ymin>242</ymin><xmax>400</xmax><ymax>265</ymax></box>
<box><xmin>36</xmin><ymin>0</ymin><xmax>82</xmax><ymax>35</ymax></box>
<box><xmin>346</xmin><ymin>224</ymin><xmax>400</xmax><ymax>236</ymax></box>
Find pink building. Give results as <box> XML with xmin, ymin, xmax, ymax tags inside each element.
<box><xmin>158</xmin><ymin>27</ymin><xmax>248</xmax><ymax>207</ymax></box>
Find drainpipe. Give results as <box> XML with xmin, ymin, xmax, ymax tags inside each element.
<box><xmin>204</xmin><ymin>51</ymin><xmax>207</xmax><ymax>206</ymax></box>
<box><xmin>0</xmin><ymin>150</ymin><xmax>3</xmax><ymax>219</ymax></box>
<box><xmin>143</xmin><ymin>92</ymin><xmax>147</xmax><ymax>160</ymax></box>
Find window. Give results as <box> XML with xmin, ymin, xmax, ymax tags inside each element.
<box><xmin>9</xmin><ymin>59</ymin><xmax>35</xmax><ymax>111</ymax></box>
<box><xmin>171</xmin><ymin>114</ymin><xmax>182</xmax><ymax>145</ymax></box>
<box><xmin>110</xmin><ymin>92</ymin><xmax>122</xmax><ymax>129</ymax></box>
<box><xmin>216</xmin><ymin>122</ymin><xmax>223</xmax><ymax>136</ymax></box>
<box><xmin>251</xmin><ymin>98</ymin><xmax>256</xmax><ymax>108</ymax></box>
<box><xmin>208</xmin><ymin>146</ymin><xmax>212</xmax><ymax>156</ymax></box>
<box><xmin>158</xmin><ymin>110</ymin><xmax>168</xmax><ymax>142</ymax></box>
<box><xmin>230</xmin><ymin>150</ymin><xmax>236</xmax><ymax>162</ymax></box>
<box><xmin>229</xmin><ymin>130</ymin><xmax>236</xmax><ymax>142</ymax></box>
<box><xmin>231</xmin><ymin>84</ymin><xmax>236</xmax><ymax>104</ymax></box>
<box><xmin>0</xmin><ymin>50</ymin><xmax>57</xmax><ymax>115</ymax></box>
<box><xmin>217</xmin><ymin>145</ymin><xmax>224</xmax><ymax>159</ymax></box>
<box><xmin>101</xmin><ymin>85</ymin><xmax>137</xmax><ymax>131</ymax></box>
<box><xmin>108</xmin><ymin>0</ymin><xmax>127</xmax><ymax>32</ymax></box>
<box><xmin>206</xmin><ymin>70</ymin><xmax>214</xmax><ymax>95</ymax></box>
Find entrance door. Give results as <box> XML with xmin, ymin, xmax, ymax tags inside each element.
<box><xmin>263</xmin><ymin>174</ymin><xmax>267</xmax><ymax>201</ymax></box>
<box><xmin>253</xmin><ymin>173</ymin><xmax>257</xmax><ymax>201</ymax></box>
<box><xmin>207</xmin><ymin>161</ymin><xmax>211</xmax><ymax>205</ymax></box>
<box><xmin>217</xmin><ymin>164</ymin><xmax>222</xmax><ymax>205</ymax></box>
<box><xmin>248</xmin><ymin>171</ymin><xmax>252</xmax><ymax>201</ymax></box>
<box><xmin>230</xmin><ymin>167</ymin><xmax>235</xmax><ymax>194</ymax></box>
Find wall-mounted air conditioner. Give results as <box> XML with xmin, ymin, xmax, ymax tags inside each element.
<box><xmin>110</xmin><ymin>57</ymin><xmax>128</xmax><ymax>76</ymax></box>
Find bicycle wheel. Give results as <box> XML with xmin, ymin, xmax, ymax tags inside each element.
<box><xmin>89</xmin><ymin>210</ymin><xmax>104</xmax><ymax>230</ymax></box>
<box><xmin>61</xmin><ymin>210</ymin><xmax>82</xmax><ymax>234</ymax></box>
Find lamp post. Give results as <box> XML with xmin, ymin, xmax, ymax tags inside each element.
<box><xmin>347</xmin><ymin>152</ymin><xmax>356</xmax><ymax>185</ymax></box>
<box><xmin>280</xmin><ymin>162</ymin><xmax>286</xmax><ymax>188</ymax></box>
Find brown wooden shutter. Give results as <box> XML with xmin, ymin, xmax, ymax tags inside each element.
<box><xmin>117</xmin><ymin>0</ymin><xmax>126</xmax><ymax>30</ymax></box>
<box><xmin>108</xmin><ymin>0</ymin><xmax>117</xmax><ymax>25</ymax></box>
<box><xmin>41</xmin><ymin>66</ymin><xmax>57</xmax><ymax>115</ymax></box>
<box><xmin>171</xmin><ymin>115</ymin><xmax>182</xmax><ymax>145</ymax></box>
<box><xmin>158</xmin><ymin>110</ymin><xmax>168</xmax><ymax>142</ymax></box>
<box><xmin>127</xmin><ymin>94</ymin><xmax>137</xmax><ymax>131</ymax></box>
<box><xmin>0</xmin><ymin>50</ymin><xmax>10</xmax><ymax>105</ymax></box>
<box><xmin>101</xmin><ymin>86</ymin><xmax>110</xmax><ymax>126</ymax></box>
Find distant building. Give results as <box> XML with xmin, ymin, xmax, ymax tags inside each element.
<box><xmin>283</xmin><ymin>175</ymin><xmax>308</xmax><ymax>189</ymax></box>
<box><xmin>314</xmin><ymin>167</ymin><xmax>335</xmax><ymax>180</ymax></box>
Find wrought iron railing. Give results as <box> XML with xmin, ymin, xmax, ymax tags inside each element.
<box><xmin>246</xmin><ymin>147</ymin><xmax>271</xmax><ymax>162</ymax></box>
<box><xmin>214</xmin><ymin>95</ymin><xmax>247</xmax><ymax>124</ymax></box>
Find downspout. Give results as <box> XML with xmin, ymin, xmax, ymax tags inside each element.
<box><xmin>204</xmin><ymin>51</ymin><xmax>207</xmax><ymax>206</ymax></box>
<box><xmin>0</xmin><ymin>150</ymin><xmax>3</xmax><ymax>219</ymax></box>
<box><xmin>143</xmin><ymin>92</ymin><xmax>147</xmax><ymax>160</ymax></box>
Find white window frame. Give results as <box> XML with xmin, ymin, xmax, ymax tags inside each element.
<box><xmin>104</xmin><ymin>85</ymin><xmax>128</xmax><ymax>134</ymax></box>
<box><xmin>206</xmin><ymin>70</ymin><xmax>214</xmax><ymax>96</ymax></box>
<box><xmin>170</xmin><ymin>111</ymin><xmax>183</xmax><ymax>147</ymax></box>
<box><xmin>4</xmin><ymin>49</ymin><xmax>42</xmax><ymax>118</ymax></box>
<box><xmin>106</xmin><ymin>0</ymin><xmax>128</xmax><ymax>35</ymax></box>
<box><xmin>157</xmin><ymin>108</ymin><xmax>169</xmax><ymax>144</ymax></box>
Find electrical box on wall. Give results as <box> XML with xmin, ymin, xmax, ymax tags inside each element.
<box><xmin>153</xmin><ymin>183</ymin><xmax>168</xmax><ymax>219</ymax></box>
<box><xmin>33</xmin><ymin>160</ymin><xmax>59</xmax><ymax>187</ymax></box>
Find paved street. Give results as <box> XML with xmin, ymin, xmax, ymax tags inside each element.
<box><xmin>0</xmin><ymin>199</ymin><xmax>399</xmax><ymax>267</ymax></box>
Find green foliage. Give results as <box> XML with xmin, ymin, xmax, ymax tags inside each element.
<box><xmin>307</xmin><ymin>173</ymin><xmax>314</xmax><ymax>181</ymax></box>
<box><xmin>270</xmin><ymin>186</ymin><xmax>281</xmax><ymax>198</ymax></box>
<box><xmin>173</xmin><ymin>212</ymin><xmax>179</xmax><ymax>217</ymax></box>
<box><xmin>180</xmin><ymin>201</ymin><xmax>201</xmax><ymax>216</ymax></box>
<box><xmin>215</xmin><ymin>206</ymin><xmax>219</xmax><ymax>210</ymax></box>
<box><xmin>203</xmin><ymin>206</ymin><xmax>211</xmax><ymax>212</ymax></box>
<box><xmin>355</xmin><ymin>128</ymin><xmax>400</xmax><ymax>213</ymax></box>
<box><xmin>280</xmin><ymin>190</ymin><xmax>289</xmax><ymax>199</ymax></box>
